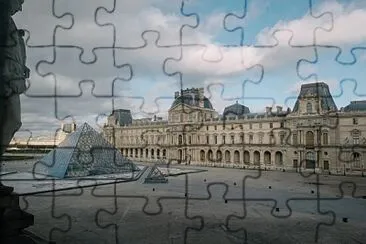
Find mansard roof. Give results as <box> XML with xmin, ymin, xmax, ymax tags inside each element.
<box><xmin>343</xmin><ymin>100</ymin><xmax>366</xmax><ymax>112</ymax></box>
<box><xmin>170</xmin><ymin>94</ymin><xmax>213</xmax><ymax>109</ymax></box>
<box><xmin>292</xmin><ymin>82</ymin><xmax>338</xmax><ymax>113</ymax></box>
<box><xmin>110</xmin><ymin>109</ymin><xmax>132</xmax><ymax>126</ymax></box>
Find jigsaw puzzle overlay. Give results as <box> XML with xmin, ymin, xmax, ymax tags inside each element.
<box><xmin>1</xmin><ymin>0</ymin><xmax>366</xmax><ymax>243</ymax></box>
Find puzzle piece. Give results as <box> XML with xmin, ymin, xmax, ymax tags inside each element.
<box><xmin>3</xmin><ymin>1</ymin><xmax>366</xmax><ymax>244</ymax></box>
<box><xmin>224</xmin><ymin>0</ymin><xmax>334</xmax><ymax>47</ymax></box>
<box><xmin>35</xmin><ymin>47</ymin><xmax>132</xmax><ymax>96</ymax></box>
<box><xmin>13</xmin><ymin>0</ymin><xmax>72</xmax><ymax>47</ymax></box>
<box><xmin>53</xmin><ymin>0</ymin><xmax>115</xmax><ymax>62</ymax></box>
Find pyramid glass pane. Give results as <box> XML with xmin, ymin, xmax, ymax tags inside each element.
<box><xmin>33</xmin><ymin>123</ymin><xmax>139</xmax><ymax>178</ymax></box>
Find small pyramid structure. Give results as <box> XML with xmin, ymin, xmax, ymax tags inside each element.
<box><xmin>144</xmin><ymin>165</ymin><xmax>168</xmax><ymax>184</ymax></box>
<box><xmin>33</xmin><ymin>123</ymin><xmax>139</xmax><ymax>178</ymax></box>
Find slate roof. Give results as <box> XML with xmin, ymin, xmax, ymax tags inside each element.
<box><xmin>171</xmin><ymin>95</ymin><xmax>213</xmax><ymax>109</ymax></box>
<box><xmin>292</xmin><ymin>82</ymin><xmax>338</xmax><ymax>112</ymax></box>
<box><xmin>111</xmin><ymin>109</ymin><xmax>132</xmax><ymax>126</ymax></box>
<box><xmin>344</xmin><ymin>100</ymin><xmax>366</xmax><ymax>112</ymax></box>
<box><xmin>223</xmin><ymin>101</ymin><xmax>250</xmax><ymax>116</ymax></box>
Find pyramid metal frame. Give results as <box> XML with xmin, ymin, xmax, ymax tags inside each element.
<box><xmin>144</xmin><ymin>164</ymin><xmax>168</xmax><ymax>184</ymax></box>
<box><xmin>33</xmin><ymin>123</ymin><xmax>139</xmax><ymax>178</ymax></box>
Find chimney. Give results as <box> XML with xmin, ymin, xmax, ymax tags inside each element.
<box><xmin>276</xmin><ymin>106</ymin><xmax>283</xmax><ymax>113</ymax></box>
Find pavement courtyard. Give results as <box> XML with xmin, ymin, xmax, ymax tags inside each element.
<box><xmin>2</xmin><ymin>160</ymin><xmax>366</xmax><ymax>244</ymax></box>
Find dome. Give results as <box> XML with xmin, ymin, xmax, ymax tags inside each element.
<box><xmin>223</xmin><ymin>101</ymin><xmax>250</xmax><ymax>116</ymax></box>
<box><xmin>170</xmin><ymin>94</ymin><xmax>213</xmax><ymax>109</ymax></box>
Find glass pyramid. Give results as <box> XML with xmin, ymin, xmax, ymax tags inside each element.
<box><xmin>33</xmin><ymin>123</ymin><xmax>139</xmax><ymax>178</ymax></box>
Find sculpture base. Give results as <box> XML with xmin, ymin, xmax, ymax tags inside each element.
<box><xmin>0</xmin><ymin>183</ymin><xmax>38</xmax><ymax>243</ymax></box>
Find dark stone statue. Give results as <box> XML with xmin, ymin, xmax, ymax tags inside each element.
<box><xmin>0</xmin><ymin>1</ymin><xmax>37</xmax><ymax>243</ymax></box>
<box><xmin>0</xmin><ymin>0</ymin><xmax>29</xmax><ymax>155</ymax></box>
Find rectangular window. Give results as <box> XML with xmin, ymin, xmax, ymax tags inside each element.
<box><xmin>324</xmin><ymin>160</ymin><xmax>329</xmax><ymax>170</ymax></box>
<box><xmin>293</xmin><ymin>133</ymin><xmax>298</xmax><ymax>145</ymax></box>
<box><xmin>231</xmin><ymin>135</ymin><xmax>234</xmax><ymax>144</ymax></box>
<box><xmin>353</xmin><ymin>138</ymin><xmax>359</xmax><ymax>145</ymax></box>
<box><xmin>214</xmin><ymin>136</ymin><xmax>217</xmax><ymax>144</ymax></box>
<box><xmin>270</xmin><ymin>123</ymin><xmax>273</xmax><ymax>128</ymax></box>
<box><xmin>223</xmin><ymin>136</ymin><xmax>226</xmax><ymax>144</ymax></box>
<box><xmin>249</xmin><ymin>135</ymin><xmax>253</xmax><ymax>144</ymax></box>
<box><xmin>249</xmin><ymin>123</ymin><xmax>252</xmax><ymax>129</ymax></box>
<box><xmin>240</xmin><ymin>135</ymin><xmax>244</xmax><ymax>143</ymax></box>
<box><xmin>259</xmin><ymin>123</ymin><xmax>262</xmax><ymax>129</ymax></box>
<box><xmin>280</xmin><ymin>134</ymin><xmax>285</xmax><ymax>144</ymax></box>
<box><xmin>293</xmin><ymin>159</ymin><xmax>298</xmax><ymax>169</ymax></box>
<box><xmin>206</xmin><ymin>136</ymin><xmax>209</xmax><ymax>144</ymax></box>
<box><xmin>353</xmin><ymin>118</ymin><xmax>358</xmax><ymax>125</ymax></box>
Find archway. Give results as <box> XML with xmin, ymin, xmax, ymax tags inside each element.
<box><xmin>234</xmin><ymin>150</ymin><xmax>240</xmax><ymax>164</ymax></box>
<box><xmin>135</xmin><ymin>148</ymin><xmax>138</xmax><ymax>158</ymax></box>
<box><xmin>157</xmin><ymin>149</ymin><xmax>160</xmax><ymax>159</ymax></box>
<box><xmin>162</xmin><ymin>149</ymin><xmax>166</xmax><ymax>159</ymax></box>
<box><xmin>253</xmin><ymin>151</ymin><xmax>260</xmax><ymax>165</ymax></box>
<box><xmin>200</xmin><ymin>150</ymin><xmax>205</xmax><ymax>162</ymax></box>
<box><xmin>275</xmin><ymin>151</ymin><xmax>283</xmax><ymax>166</ymax></box>
<box><xmin>264</xmin><ymin>151</ymin><xmax>271</xmax><ymax>164</ymax></box>
<box><xmin>216</xmin><ymin>150</ymin><xmax>222</xmax><ymax>162</ymax></box>
<box><xmin>151</xmin><ymin>149</ymin><xmax>154</xmax><ymax>159</ymax></box>
<box><xmin>244</xmin><ymin>151</ymin><xmax>250</xmax><ymax>164</ymax></box>
<box><xmin>140</xmin><ymin>148</ymin><xmax>143</xmax><ymax>158</ymax></box>
<box><xmin>207</xmin><ymin>149</ymin><xmax>213</xmax><ymax>162</ymax></box>
<box><xmin>225</xmin><ymin>150</ymin><xmax>231</xmax><ymax>163</ymax></box>
<box><xmin>306</xmin><ymin>151</ymin><xmax>315</xmax><ymax>169</ymax></box>
<box><xmin>145</xmin><ymin>148</ymin><xmax>148</xmax><ymax>158</ymax></box>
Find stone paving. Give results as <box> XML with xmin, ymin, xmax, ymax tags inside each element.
<box><xmin>1</xmin><ymin>160</ymin><xmax>366</xmax><ymax>243</ymax></box>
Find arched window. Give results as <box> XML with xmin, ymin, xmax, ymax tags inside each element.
<box><xmin>322</xmin><ymin>132</ymin><xmax>328</xmax><ymax>145</ymax></box>
<box><xmin>216</xmin><ymin>150</ymin><xmax>222</xmax><ymax>162</ymax></box>
<box><xmin>200</xmin><ymin>150</ymin><xmax>205</xmax><ymax>162</ymax></box>
<box><xmin>234</xmin><ymin>150</ymin><xmax>240</xmax><ymax>164</ymax></box>
<box><xmin>306</xmin><ymin>102</ymin><xmax>312</xmax><ymax>113</ymax></box>
<box><xmin>253</xmin><ymin>151</ymin><xmax>260</xmax><ymax>165</ymax></box>
<box><xmin>264</xmin><ymin>151</ymin><xmax>271</xmax><ymax>164</ymax></box>
<box><xmin>207</xmin><ymin>150</ymin><xmax>213</xmax><ymax>162</ymax></box>
<box><xmin>306</xmin><ymin>151</ymin><xmax>316</xmax><ymax>169</ymax></box>
<box><xmin>244</xmin><ymin>151</ymin><xmax>250</xmax><ymax>164</ymax></box>
<box><xmin>275</xmin><ymin>151</ymin><xmax>283</xmax><ymax>165</ymax></box>
<box><xmin>225</xmin><ymin>150</ymin><xmax>231</xmax><ymax>163</ymax></box>
<box><xmin>178</xmin><ymin>135</ymin><xmax>183</xmax><ymax>145</ymax></box>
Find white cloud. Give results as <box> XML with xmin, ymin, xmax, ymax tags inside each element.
<box><xmin>9</xmin><ymin>0</ymin><xmax>366</xmax><ymax>135</ymax></box>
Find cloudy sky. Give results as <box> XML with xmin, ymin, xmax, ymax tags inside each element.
<box><xmin>11</xmin><ymin>0</ymin><xmax>366</xmax><ymax>139</ymax></box>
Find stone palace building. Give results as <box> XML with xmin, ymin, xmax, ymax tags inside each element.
<box><xmin>103</xmin><ymin>82</ymin><xmax>366</xmax><ymax>174</ymax></box>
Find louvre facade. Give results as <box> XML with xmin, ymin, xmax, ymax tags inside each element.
<box><xmin>103</xmin><ymin>82</ymin><xmax>366</xmax><ymax>175</ymax></box>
